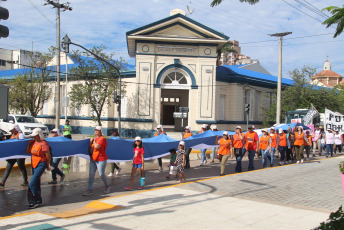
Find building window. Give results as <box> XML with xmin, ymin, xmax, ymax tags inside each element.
<box><xmin>0</xmin><ymin>60</ymin><xmax>6</xmax><ymax>66</ymax></box>
<box><xmin>243</xmin><ymin>89</ymin><xmax>250</xmax><ymax>121</ymax></box>
<box><xmin>219</xmin><ymin>95</ymin><xmax>225</xmax><ymax>120</ymax></box>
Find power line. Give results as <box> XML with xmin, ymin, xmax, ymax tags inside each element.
<box><xmin>281</xmin><ymin>0</ymin><xmax>323</xmax><ymax>23</ymax></box>
<box><xmin>293</xmin><ymin>0</ymin><xmax>328</xmax><ymax>19</ymax></box>
<box><xmin>301</xmin><ymin>0</ymin><xmax>329</xmax><ymax>18</ymax></box>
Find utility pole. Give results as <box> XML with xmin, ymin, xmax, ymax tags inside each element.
<box><xmin>269</xmin><ymin>32</ymin><xmax>292</xmax><ymax>125</ymax></box>
<box><xmin>44</xmin><ymin>0</ymin><xmax>72</xmax><ymax>129</ymax></box>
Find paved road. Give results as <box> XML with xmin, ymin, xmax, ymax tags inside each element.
<box><xmin>0</xmin><ymin>154</ymin><xmax>343</xmax><ymax>229</ymax></box>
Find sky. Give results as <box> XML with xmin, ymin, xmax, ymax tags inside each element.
<box><xmin>0</xmin><ymin>0</ymin><xmax>343</xmax><ymax>78</ymax></box>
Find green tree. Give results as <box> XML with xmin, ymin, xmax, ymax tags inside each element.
<box><xmin>2</xmin><ymin>50</ymin><xmax>55</xmax><ymax>117</ymax></box>
<box><xmin>68</xmin><ymin>45</ymin><xmax>127</xmax><ymax>126</ymax></box>
<box><xmin>211</xmin><ymin>0</ymin><xmax>259</xmax><ymax>7</ymax></box>
<box><xmin>216</xmin><ymin>41</ymin><xmax>237</xmax><ymax>66</ymax></box>
<box><xmin>323</xmin><ymin>5</ymin><xmax>344</xmax><ymax>38</ymax></box>
<box><xmin>263</xmin><ymin>66</ymin><xmax>344</xmax><ymax>126</ymax></box>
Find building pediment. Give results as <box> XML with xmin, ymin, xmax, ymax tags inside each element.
<box><xmin>126</xmin><ymin>13</ymin><xmax>229</xmax><ymax>57</ymax></box>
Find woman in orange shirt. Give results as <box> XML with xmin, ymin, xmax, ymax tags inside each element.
<box><xmin>259</xmin><ymin>129</ymin><xmax>272</xmax><ymax>168</ymax></box>
<box><xmin>277</xmin><ymin>128</ymin><xmax>288</xmax><ymax>165</ymax></box>
<box><xmin>215</xmin><ymin>131</ymin><xmax>233</xmax><ymax>176</ymax></box>
<box><xmin>25</xmin><ymin>128</ymin><xmax>51</xmax><ymax>209</ymax></box>
<box><xmin>294</xmin><ymin>126</ymin><xmax>310</xmax><ymax>163</ymax></box>
<box><xmin>233</xmin><ymin>126</ymin><xmax>244</xmax><ymax>173</ymax></box>
<box><xmin>269</xmin><ymin>127</ymin><xmax>278</xmax><ymax>166</ymax></box>
<box><xmin>304</xmin><ymin>131</ymin><xmax>313</xmax><ymax>160</ymax></box>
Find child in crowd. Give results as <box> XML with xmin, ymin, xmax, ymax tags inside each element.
<box><xmin>124</xmin><ymin>136</ymin><xmax>145</xmax><ymax>191</ymax></box>
<box><xmin>175</xmin><ymin>141</ymin><xmax>186</xmax><ymax>183</ymax></box>
<box><xmin>166</xmin><ymin>148</ymin><xmax>177</xmax><ymax>179</ymax></box>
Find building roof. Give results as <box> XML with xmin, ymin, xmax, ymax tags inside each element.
<box><xmin>312</xmin><ymin>70</ymin><xmax>342</xmax><ymax>78</ymax></box>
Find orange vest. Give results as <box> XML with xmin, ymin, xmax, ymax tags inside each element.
<box><xmin>233</xmin><ymin>133</ymin><xmax>244</xmax><ymax>148</ymax></box>
<box><xmin>91</xmin><ymin>136</ymin><xmax>108</xmax><ymax>161</ymax></box>
<box><xmin>278</xmin><ymin>133</ymin><xmax>287</xmax><ymax>147</ymax></box>
<box><xmin>304</xmin><ymin>135</ymin><xmax>312</xmax><ymax>146</ymax></box>
<box><xmin>259</xmin><ymin>135</ymin><xmax>270</xmax><ymax>150</ymax></box>
<box><xmin>199</xmin><ymin>130</ymin><xmax>205</xmax><ymax>134</ymax></box>
<box><xmin>218</xmin><ymin>138</ymin><xmax>231</xmax><ymax>155</ymax></box>
<box><xmin>183</xmin><ymin>132</ymin><xmax>192</xmax><ymax>139</ymax></box>
<box><xmin>10</xmin><ymin>133</ymin><xmax>19</xmax><ymax>139</ymax></box>
<box><xmin>294</xmin><ymin>132</ymin><xmax>304</xmax><ymax>146</ymax></box>
<box><xmin>245</xmin><ymin>132</ymin><xmax>258</xmax><ymax>150</ymax></box>
<box><xmin>31</xmin><ymin>141</ymin><xmax>48</xmax><ymax>168</ymax></box>
<box><xmin>270</xmin><ymin>133</ymin><xmax>277</xmax><ymax>148</ymax></box>
<box><xmin>154</xmin><ymin>132</ymin><xmax>165</xmax><ymax>136</ymax></box>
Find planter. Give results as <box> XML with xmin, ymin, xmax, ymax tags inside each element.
<box><xmin>342</xmin><ymin>173</ymin><xmax>344</xmax><ymax>197</ymax></box>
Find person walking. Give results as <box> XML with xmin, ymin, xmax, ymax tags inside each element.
<box><xmin>210</xmin><ymin>125</ymin><xmax>219</xmax><ymax>163</ymax></box>
<box><xmin>294</xmin><ymin>126</ymin><xmax>310</xmax><ymax>164</ymax></box>
<box><xmin>259</xmin><ymin>129</ymin><xmax>272</xmax><ymax>168</ymax></box>
<box><xmin>286</xmin><ymin>131</ymin><xmax>293</xmax><ymax>164</ymax></box>
<box><xmin>304</xmin><ymin>131</ymin><xmax>313</xmax><ymax>160</ymax></box>
<box><xmin>233</xmin><ymin>126</ymin><xmax>244</xmax><ymax>173</ymax></box>
<box><xmin>215</xmin><ymin>131</ymin><xmax>232</xmax><ymax>176</ymax></box>
<box><xmin>62</xmin><ymin>120</ymin><xmax>72</xmax><ymax>139</ymax></box>
<box><xmin>334</xmin><ymin>130</ymin><xmax>343</xmax><ymax>155</ymax></box>
<box><xmin>48</xmin><ymin>129</ymin><xmax>65</xmax><ymax>185</ymax></box>
<box><xmin>325</xmin><ymin>129</ymin><xmax>334</xmax><ymax>158</ymax></box>
<box><xmin>124</xmin><ymin>136</ymin><xmax>145</xmax><ymax>190</ymax></box>
<box><xmin>312</xmin><ymin>125</ymin><xmax>321</xmax><ymax>157</ymax></box>
<box><xmin>320</xmin><ymin>129</ymin><xmax>326</xmax><ymax>155</ymax></box>
<box><xmin>182</xmin><ymin>126</ymin><xmax>193</xmax><ymax>169</ymax></box>
<box><xmin>199</xmin><ymin>124</ymin><xmax>208</xmax><ymax>166</ymax></box>
<box><xmin>25</xmin><ymin>128</ymin><xmax>51</xmax><ymax>209</ymax></box>
<box><xmin>108</xmin><ymin>128</ymin><xmax>122</xmax><ymax>177</ymax></box>
<box><xmin>0</xmin><ymin>124</ymin><xmax>28</xmax><ymax>188</ymax></box>
<box><xmin>155</xmin><ymin>125</ymin><xmax>166</xmax><ymax>171</ymax></box>
<box><xmin>83</xmin><ymin>126</ymin><xmax>110</xmax><ymax>196</ymax></box>
<box><xmin>244</xmin><ymin>125</ymin><xmax>259</xmax><ymax>171</ymax></box>
<box><xmin>269</xmin><ymin>127</ymin><xmax>278</xmax><ymax>165</ymax></box>
<box><xmin>277</xmin><ymin>128</ymin><xmax>288</xmax><ymax>165</ymax></box>
<box><xmin>175</xmin><ymin>141</ymin><xmax>186</xmax><ymax>183</ymax></box>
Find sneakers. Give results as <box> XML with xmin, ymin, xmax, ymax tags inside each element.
<box><xmin>28</xmin><ymin>203</ymin><xmax>38</xmax><ymax>209</ymax></box>
<box><xmin>200</xmin><ymin>163</ymin><xmax>204</xmax><ymax>166</ymax></box>
<box><xmin>296</xmin><ymin>161</ymin><xmax>300</xmax><ymax>164</ymax></box>
<box><xmin>48</xmin><ymin>180</ymin><xmax>57</xmax><ymax>185</ymax></box>
<box><xmin>124</xmin><ymin>186</ymin><xmax>133</xmax><ymax>191</ymax></box>
<box><xmin>82</xmin><ymin>190</ymin><xmax>93</xmax><ymax>196</ymax></box>
<box><xmin>0</xmin><ymin>182</ymin><xmax>4</xmax><ymax>188</ymax></box>
<box><xmin>104</xmin><ymin>186</ymin><xmax>111</xmax><ymax>194</ymax></box>
<box><xmin>137</xmin><ymin>186</ymin><xmax>144</xmax><ymax>190</ymax></box>
<box><xmin>116</xmin><ymin>168</ymin><xmax>121</xmax><ymax>175</ymax></box>
<box><xmin>158</xmin><ymin>166</ymin><xmax>163</xmax><ymax>172</ymax></box>
<box><xmin>301</xmin><ymin>159</ymin><xmax>304</xmax><ymax>163</ymax></box>
<box><xmin>20</xmin><ymin>181</ymin><xmax>28</xmax><ymax>187</ymax></box>
<box><xmin>60</xmin><ymin>174</ymin><xmax>65</xmax><ymax>182</ymax></box>
<box><xmin>107</xmin><ymin>172</ymin><xmax>114</xmax><ymax>177</ymax></box>
<box><xmin>204</xmin><ymin>159</ymin><xmax>207</xmax><ymax>165</ymax></box>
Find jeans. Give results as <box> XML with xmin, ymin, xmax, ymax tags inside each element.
<box><xmin>211</xmin><ymin>147</ymin><xmax>218</xmax><ymax>160</ymax></box>
<box><xmin>278</xmin><ymin>146</ymin><xmax>287</xmax><ymax>162</ymax></box>
<box><xmin>321</xmin><ymin>143</ymin><xmax>325</xmax><ymax>154</ymax></box>
<box><xmin>286</xmin><ymin>148</ymin><xmax>292</xmax><ymax>161</ymax></box>
<box><xmin>185</xmin><ymin>148</ymin><xmax>192</xmax><ymax>167</ymax></box>
<box><xmin>201</xmin><ymin>149</ymin><xmax>207</xmax><ymax>164</ymax></box>
<box><xmin>305</xmin><ymin>145</ymin><xmax>311</xmax><ymax>158</ymax></box>
<box><xmin>28</xmin><ymin>161</ymin><xmax>47</xmax><ymax>205</ymax></box>
<box><xmin>88</xmin><ymin>159</ymin><xmax>109</xmax><ymax>190</ymax></box>
<box><xmin>158</xmin><ymin>158</ymin><xmax>162</xmax><ymax>167</ymax></box>
<box><xmin>247</xmin><ymin>150</ymin><xmax>256</xmax><ymax>171</ymax></box>
<box><xmin>294</xmin><ymin>145</ymin><xmax>304</xmax><ymax>161</ymax></box>
<box><xmin>234</xmin><ymin>148</ymin><xmax>243</xmax><ymax>173</ymax></box>
<box><xmin>334</xmin><ymin>145</ymin><xmax>342</xmax><ymax>154</ymax></box>
<box><xmin>51</xmin><ymin>158</ymin><xmax>64</xmax><ymax>181</ymax></box>
<box><xmin>220</xmin><ymin>155</ymin><xmax>229</xmax><ymax>175</ymax></box>
<box><xmin>270</xmin><ymin>147</ymin><xmax>276</xmax><ymax>165</ymax></box>
<box><xmin>2</xmin><ymin>158</ymin><xmax>28</xmax><ymax>184</ymax></box>
<box><xmin>261</xmin><ymin>149</ymin><xmax>271</xmax><ymax>168</ymax></box>
<box><xmin>326</xmin><ymin>144</ymin><xmax>334</xmax><ymax>157</ymax></box>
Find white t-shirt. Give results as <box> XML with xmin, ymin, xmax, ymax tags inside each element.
<box><xmin>313</xmin><ymin>130</ymin><xmax>321</xmax><ymax>141</ymax></box>
<box><xmin>326</xmin><ymin>132</ymin><xmax>334</xmax><ymax>144</ymax></box>
<box><xmin>334</xmin><ymin>134</ymin><xmax>342</xmax><ymax>145</ymax></box>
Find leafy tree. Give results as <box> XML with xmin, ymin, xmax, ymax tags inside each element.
<box><xmin>263</xmin><ymin>66</ymin><xmax>344</xmax><ymax>126</ymax></box>
<box><xmin>211</xmin><ymin>0</ymin><xmax>259</xmax><ymax>7</ymax></box>
<box><xmin>68</xmin><ymin>45</ymin><xmax>127</xmax><ymax>126</ymax></box>
<box><xmin>323</xmin><ymin>5</ymin><xmax>344</xmax><ymax>38</ymax></box>
<box><xmin>1</xmin><ymin>50</ymin><xmax>55</xmax><ymax>117</ymax></box>
<box><xmin>216</xmin><ymin>40</ymin><xmax>237</xmax><ymax>66</ymax></box>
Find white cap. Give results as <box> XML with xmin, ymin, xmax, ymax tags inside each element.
<box><xmin>30</xmin><ymin>128</ymin><xmax>45</xmax><ymax>140</ymax></box>
<box><xmin>202</xmin><ymin>124</ymin><xmax>207</xmax><ymax>129</ymax></box>
<box><xmin>179</xmin><ymin>141</ymin><xmax>185</xmax><ymax>146</ymax></box>
<box><xmin>262</xmin><ymin>128</ymin><xmax>269</xmax><ymax>133</ymax></box>
<box><xmin>279</xmin><ymin>128</ymin><xmax>284</xmax><ymax>133</ymax></box>
<box><xmin>135</xmin><ymin>136</ymin><xmax>142</xmax><ymax>141</ymax></box>
<box><xmin>94</xmin><ymin>126</ymin><xmax>102</xmax><ymax>131</ymax></box>
<box><xmin>185</xmin><ymin>126</ymin><xmax>191</xmax><ymax>130</ymax></box>
<box><xmin>157</xmin><ymin>124</ymin><xmax>163</xmax><ymax>129</ymax></box>
<box><xmin>51</xmin><ymin>128</ymin><xmax>60</xmax><ymax>136</ymax></box>
<box><xmin>14</xmin><ymin>124</ymin><xmax>22</xmax><ymax>133</ymax></box>
<box><xmin>223</xmin><ymin>131</ymin><xmax>229</xmax><ymax>135</ymax></box>
<box><xmin>212</xmin><ymin>125</ymin><xmax>217</xmax><ymax>130</ymax></box>
<box><xmin>252</xmin><ymin>125</ymin><xmax>255</xmax><ymax>129</ymax></box>
<box><xmin>236</xmin><ymin>126</ymin><xmax>241</xmax><ymax>129</ymax></box>
<box><xmin>270</xmin><ymin>127</ymin><xmax>275</xmax><ymax>130</ymax></box>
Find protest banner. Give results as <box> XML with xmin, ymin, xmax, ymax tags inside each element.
<box><xmin>325</xmin><ymin>108</ymin><xmax>344</xmax><ymax>132</ymax></box>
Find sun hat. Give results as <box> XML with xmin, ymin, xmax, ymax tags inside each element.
<box><xmin>51</xmin><ymin>128</ymin><xmax>60</xmax><ymax>136</ymax></box>
<box><xmin>185</xmin><ymin>126</ymin><xmax>191</xmax><ymax>130</ymax></box>
<box><xmin>157</xmin><ymin>124</ymin><xmax>163</xmax><ymax>129</ymax></box>
<box><xmin>236</xmin><ymin>126</ymin><xmax>241</xmax><ymax>129</ymax></box>
<box><xmin>94</xmin><ymin>126</ymin><xmax>102</xmax><ymax>131</ymax></box>
<box><xmin>279</xmin><ymin>128</ymin><xmax>284</xmax><ymax>133</ymax></box>
<box><xmin>30</xmin><ymin>128</ymin><xmax>45</xmax><ymax>140</ymax></box>
<box><xmin>270</xmin><ymin>127</ymin><xmax>275</xmax><ymax>130</ymax></box>
<box><xmin>179</xmin><ymin>141</ymin><xmax>185</xmax><ymax>146</ymax></box>
<box><xmin>262</xmin><ymin>128</ymin><xmax>269</xmax><ymax>133</ymax></box>
<box><xmin>14</xmin><ymin>124</ymin><xmax>22</xmax><ymax>133</ymax></box>
<box><xmin>223</xmin><ymin>131</ymin><xmax>229</xmax><ymax>135</ymax></box>
<box><xmin>135</xmin><ymin>136</ymin><xmax>142</xmax><ymax>141</ymax></box>
<box><xmin>212</xmin><ymin>125</ymin><xmax>218</xmax><ymax>130</ymax></box>
<box><xmin>202</xmin><ymin>124</ymin><xmax>207</xmax><ymax>129</ymax></box>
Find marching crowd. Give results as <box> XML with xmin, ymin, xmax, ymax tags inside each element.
<box><xmin>0</xmin><ymin>121</ymin><xmax>342</xmax><ymax>209</ymax></box>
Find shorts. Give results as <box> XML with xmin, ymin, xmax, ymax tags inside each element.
<box><xmin>133</xmin><ymin>164</ymin><xmax>142</xmax><ymax>168</ymax></box>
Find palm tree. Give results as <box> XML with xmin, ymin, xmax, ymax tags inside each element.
<box><xmin>216</xmin><ymin>41</ymin><xmax>237</xmax><ymax>66</ymax></box>
<box><xmin>211</xmin><ymin>0</ymin><xmax>259</xmax><ymax>7</ymax></box>
<box><xmin>323</xmin><ymin>5</ymin><xmax>344</xmax><ymax>38</ymax></box>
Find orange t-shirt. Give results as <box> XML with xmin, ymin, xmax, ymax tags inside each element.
<box><xmin>218</xmin><ymin>138</ymin><xmax>231</xmax><ymax>155</ymax></box>
<box><xmin>31</xmin><ymin>141</ymin><xmax>49</xmax><ymax>168</ymax></box>
<box><xmin>294</xmin><ymin>132</ymin><xmax>305</xmax><ymax>146</ymax></box>
<box><xmin>245</xmin><ymin>131</ymin><xmax>259</xmax><ymax>150</ymax></box>
<box><xmin>10</xmin><ymin>133</ymin><xmax>20</xmax><ymax>139</ymax></box>
<box><xmin>233</xmin><ymin>133</ymin><xmax>244</xmax><ymax>148</ymax></box>
<box><xmin>154</xmin><ymin>132</ymin><xmax>165</xmax><ymax>136</ymax></box>
<box><xmin>92</xmin><ymin>136</ymin><xmax>108</xmax><ymax>161</ymax></box>
<box><xmin>270</xmin><ymin>133</ymin><xmax>277</xmax><ymax>148</ymax></box>
<box><xmin>259</xmin><ymin>135</ymin><xmax>270</xmax><ymax>150</ymax></box>
<box><xmin>183</xmin><ymin>132</ymin><xmax>192</xmax><ymax>139</ymax></box>
<box><xmin>304</xmin><ymin>135</ymin><xmax>313</xmax><ymax>146</ymax></box>
<box><xmin>278</xmin><ymin>133</ymin><xmax>287</xmax><ymax>147</ymax></box>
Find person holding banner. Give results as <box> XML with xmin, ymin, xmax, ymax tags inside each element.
<box><xmin>325</xmin><ymin>129</ymin><xmax>334</xmax><ymax>157</ymax></box>
<box><xmin>210</xmin><ymin>125</ymin><xmax>219</xmax><ymax>163</ymax></box>
<box><xmin>312</xmin><ymin>125</ymin><xmax>321</xmax><ymax>157</ymax></box>
<box><xmin>304</xmin><ymin>131</ymin><xmax>313</xmax><ymax>160</ymax></box>
<box><xmin>259</xmin><ymin>129</ymin><xmax>272</xmax><ymax>168</ymax></box>
<box><xmin>277</xmin><ymin>128</ymin><xmax>288</xmax><ymax>165</ymax></box>
<box><xmin>233</xmin><ymin>126</ymin><xmax>244</xmax><ymax>173</ymax></box>
<box><xmin>199</xmin><ymin>124</ymin><xmax>208</xmax><ymax>166</ymax></box>
<box><xmin>294</xmin><ymin>126</ymin><xmax>310</xmax><ymax>164</ymax></box>
<box><xmin>215</xmin><ymin>131</ymin><xmax>232</xmax><ymax>176</ymax></box>
<box><xmin>183</xmin><ymin>126</ymin><xmax>193</xmax><ymax>169</ymax></box>
<box><xmin>334</xmin><ymin>130</ymin><xmax>342</xmax><ymax>155</ymax></box>
<box><xmin>269</xmin><ymin>127</ymin><xmax>278</xmax><ymax>166</ymax></box>
<box><xmin>244</xmin><ymin>125</ymin><xmax>259</xmax><ymax>171</ymax></box>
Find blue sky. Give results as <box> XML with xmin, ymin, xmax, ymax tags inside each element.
<box><xmin>0</xmin><ymin>0</ymin><xmax>343</xmax><ymax>78</ymax></box>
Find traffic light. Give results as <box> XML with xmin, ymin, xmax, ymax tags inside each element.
<box><xmin>0</xmin><ymin>7</ymin><xmax>9</xmax><ymax>38</ymax></box>
<box><xmin>245</xmin><ymin>103</ymin><xmax>250</xmax><ymax>112</ymax></box>
<box><xmin>61</xmin><ymin>34</ymin><xmax>71</xmax><ymax>53</ymax></box>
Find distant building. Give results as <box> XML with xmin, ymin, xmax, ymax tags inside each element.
<box><xmin>0</xmin><ymin>48</ymin><xmax>35</xmax><ymax>71</ymax></box>
<box><xmin>311</xmin><ymin>59</ymin><xmax>343</xmax><ymax>88</ymax></box>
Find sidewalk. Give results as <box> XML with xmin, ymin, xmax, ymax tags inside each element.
<box><xmin>0</xmin><ymin>155</ymin><xmax>342</xmax><ymax>229</ymax></box>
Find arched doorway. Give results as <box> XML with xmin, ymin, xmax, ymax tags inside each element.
<box><xmin>160</xmin><ymin>68</ymin><xmax>190</xmax><ymax>131</ymax></box>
